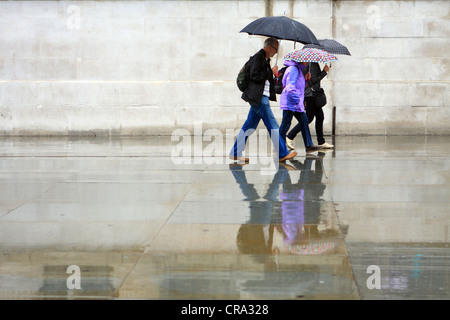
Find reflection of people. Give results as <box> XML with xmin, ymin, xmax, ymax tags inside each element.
<box><xmin>274</xmin><ymin>158</ymin><xmax>326</xmax><ymax>252</ymax></box>
<box><xmin>230</xmin><ymin>37</ymin><xmax>297</xmax><ymax>163</ymax></box>
<box><xmin>231</xmin><ymin>155</ymin><xmax>333</xmax><ymax>260</ymax></box>
<box><xmin>286</xmin><ymin>63</ymin><xmax>334</xmax><ymax>150</ymax></box>
<box><xmin>231</xmin><ymin>161</ymin><xmax>281</xmax><ymax>269</ymax></box>
<box><xmin>279</xmin><ymin>58</ymin><xmax>322</xmax><ymax>154</ymax></box>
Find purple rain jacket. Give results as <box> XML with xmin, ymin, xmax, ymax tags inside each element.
<box><xmin>279</xmin><ymin>60</ymin><xmax>306</xmax><ymax>113</ymax></box>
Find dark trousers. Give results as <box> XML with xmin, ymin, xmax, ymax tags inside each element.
<box><xmin>287</xmin><ymin>97</ymin><xmax>325</xmax><ymax>145</ymax></box>
<box><xmin>280</xmin><ymin>110</ymin><xmax>313</xmax><ymax>148</ymax></box>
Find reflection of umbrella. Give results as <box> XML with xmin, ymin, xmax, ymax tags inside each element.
<box><xmin>303</xmin><ymin>39</ymin><xmax>351</xmax><ymax>56</ymax></box>
<box><xmin>284</xmin><ymin>48</ymin><xmax>338</xmax><ymax>64</ymax></box>
<box><xmin>285</xmin><ymin>241</ymin><xmax>336</xmax><ymax>255</ymax></box>
<box><xmin>240</xmin><ymin>16</ymin><xmax>320</xmax><ymax>45</ymax></box>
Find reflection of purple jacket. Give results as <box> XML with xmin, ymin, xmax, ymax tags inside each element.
<box><xmin>280</xmin><ymin>60</ymin><xmax>306</xmax><ymax>113</ymax></box>
<box><xmin>281</xmin><ymin>188</ymin><xmax>305</xmax><ymax>245</ymax></box>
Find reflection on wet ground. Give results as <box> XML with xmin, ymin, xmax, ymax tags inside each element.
<box><xmin>0</xmin><ymin>135</ymin><xmax>449</xmax><ymax>300</ymax></box>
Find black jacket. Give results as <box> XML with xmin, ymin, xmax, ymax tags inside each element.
<box><xmin>303</xmin><ymin>62</ymin><xmax>327</xmax><ymax>98</ymax></box>
<box><xmin>241</xmin><ymin>49</ymin><xmax>277</xmax><ymax>105</ymax></box>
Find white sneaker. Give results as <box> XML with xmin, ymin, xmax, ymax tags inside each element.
<box><xmin>286</xmin><ymin>137</ymin><xmax>295</xmax><ymax>150</ymax></box>
<box><xmin>319</xmin><ymin>142</ymin><xmax>334</xmax><ymax>149</ymax></box>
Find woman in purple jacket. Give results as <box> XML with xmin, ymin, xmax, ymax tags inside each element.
<box><xmin>279</xmin><ymin>60</ymin><xmax>322</xmax><ymax>153</ymax></box>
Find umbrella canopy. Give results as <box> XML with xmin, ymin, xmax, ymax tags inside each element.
<box><xmin>240</xmin><ymin>16</ymin><xmax>320</xmax><ymax>45</ymax></box>
<box><xmin>284</xmin><ymin>48</ymin><xmax>338</xmax><ymax>64</ymax></box>
<box><xmin>303</xmin><ymin>39</ymin><xmax>351</xmax><ymax>56</ymax></box>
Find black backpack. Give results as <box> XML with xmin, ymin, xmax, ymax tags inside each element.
<box><xmin>274</xmin><ymin>65</ymin><xmax>300</xmax><ymax>94</ymax></box>
<box><xmin>236</xmin><ymin>56</ymin><xmax>252</xmax><ymax>92</ymax></box>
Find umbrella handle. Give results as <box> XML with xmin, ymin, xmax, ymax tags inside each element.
<box><xmin>275</xmin><ymin>39</ymin><xmax>281</xmax><ymax>67</ymax></box>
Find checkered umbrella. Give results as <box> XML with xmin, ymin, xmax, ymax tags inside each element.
<box><xmin>303</xmin><ymin>39</ymin><xmax>351</xmax><ymax>56</ymax></box>
<box><xmin>286</xmin><ymin>241</ymin><xmax>336</xmax><ymax>255</ymax></box>
<box><xmin>284</xmin><ymin>48</ymin><xmax>338</xmax><ymax>64</ymax></box>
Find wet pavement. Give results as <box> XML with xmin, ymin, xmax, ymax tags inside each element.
<box><xmin>0</xmin><ymin>135</ymin><xmax>449</xmax><ymax>300</ymax></box>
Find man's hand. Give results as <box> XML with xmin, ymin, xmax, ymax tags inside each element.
<box><xmin>272</xmin><ymin>66</ymin><xmax>279</xmax><ymax>76</ymax></box>
<box><xmin>305</xmin><ymin>72</ymin><xmax>311</xmax><ymax>81</ymax></box>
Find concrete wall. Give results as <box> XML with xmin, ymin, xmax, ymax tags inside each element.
<box><xmin>0</xmin><ymin>0</ymin><xmax>449</xmax><ymax>136</ymax></box>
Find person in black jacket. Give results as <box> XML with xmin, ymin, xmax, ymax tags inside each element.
<box><xmin>230</xmin><ymin>38</ymin><xmax>297</xmax><ymax>163</ymax></box>
<box><xmin>286</xmin><ymin>62</ymin><xmax>334</xmax><ymax>150</ymax></box>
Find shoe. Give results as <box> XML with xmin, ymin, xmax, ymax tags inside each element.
<box><xmin>279</xmin><ymin>151</ymin><xmax>297</xmax><ymax>162</ymax></box>
<box><xmin>286</xmin><ymin>137</ymin><xmax>295</xmax><ymax>150</ymax></box>
<box><xmin>229</xmin><ymin>156</ymin><xmax>249</xmax><ymax>162</ymax></box>
<box><xmin>305</xmin><ymin>145</ymin><xmax>322</xmax><ymax>153</ymax></box>
<box><xmin>319</xmin><ymin>142</ymin><xmax>334</xmax><ymax>149</ymax></box>
<box><xmin>229</xmin><ymin>163</ymin><xmax>247</xmax><ymax>168</ymax></box>
<box><xmin>279</xmin><ymin>162</ymin><xmax>296</xmax><ymax>170</ymax></box>
<box><xmin>306</xmin><ymin>153</ymin><xmax>320</xmax><ymax>159</ymax></box>
<box><xmin>318</xmin><ymin>149</ymin><xmax>333</xmax><ymax>155</ymax></box>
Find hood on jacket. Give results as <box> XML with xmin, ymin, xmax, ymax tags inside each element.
<box><xmin>283</xmin><ymin>59</ymin><xmax>305</xmax><ymax>71</ymax></box>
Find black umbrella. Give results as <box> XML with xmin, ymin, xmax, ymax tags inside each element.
<box><xmin>303</xmin><ymin>39</ymin><xmax>351</xmax><ymax>56</ymax></box>
<box><xmin>240</xmin><ymin>16</ymin><xmax>320</xmax><ymax>45</ymax></box>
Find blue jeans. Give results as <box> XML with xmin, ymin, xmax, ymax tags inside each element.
<box><xmin>280</xmin><ymin>110</ymin><xmax>314</xmax><ymax>148</ymax></box>
<box><xmin>230</xmin><ymin>96</ymin><xmax>289</xmax><ymax>159</ymax></box>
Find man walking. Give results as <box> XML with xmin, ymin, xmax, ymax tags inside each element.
<box><xmin>230</xmin><ymin>38</ymin><xmax>297</xmax><ymax>163</ymax></box>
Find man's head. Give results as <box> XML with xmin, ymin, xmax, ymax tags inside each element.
<box><xmin>263</xmin><ymin>37</ymin><xmax>279</xmax><ymax>58</ymax></box>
